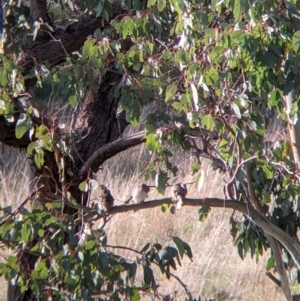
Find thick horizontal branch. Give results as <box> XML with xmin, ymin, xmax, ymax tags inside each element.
<box><xmin>78</xmin><ymin>131</ymin><xmax>146</xmax><ymax>179</ymax></box>
<box><xmin>109</xmin><ymin>197</ymin><xmax>300</xmax><ymax>270</ymax></box>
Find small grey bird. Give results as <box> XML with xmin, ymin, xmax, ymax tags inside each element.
<box><xmin>172</xmin><ymin>183</ymin><xmax>187</xmax><ymax>210</ymax></box>
<box><xmin>98</xmin><ymin>184</ymin><xmax>114</xmax><ymax>211</ymax></box>
<box><xmin>125</xmin><ymin>184</ymin><xmax>150</xmax><ymax>204</ymax></box>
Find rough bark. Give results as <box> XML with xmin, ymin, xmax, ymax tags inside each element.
<box><xmin>29</xmin><ymin>0</ymin><xmax>50</xmax><ymax>23</ymax></box>
<box><xmin>78</xmin><ymin>131</ymin><xmax>146</xmax><ymax>180</ymax></box>
<box><xmin>74</xmin><ymin>71</ymin><xmax>125</xmax><ymax>163</ymax></box>
<box><xmin>3</xmin><ymin>1</ymin><xmax>299</xmax><ymax>300</ymax></box>
<box><xmin>5</xmin><ymin>2</ymin><xmax>128</xmax><ymax>299</ymax></box>
<box><xmin>18</xmin><ymin>5</ymin><xmax>122</xmax><ymax>86</ymax></box>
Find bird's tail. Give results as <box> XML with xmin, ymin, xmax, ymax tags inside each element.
<box><xmin>176</xmin><ymin>197</ymin><xmax>183</xmax><ymax>210</ymax></box>
<box><xmin>125</xmin><ymin>196</ymin><xmax>132</xmax><ymax>204</ymax></box>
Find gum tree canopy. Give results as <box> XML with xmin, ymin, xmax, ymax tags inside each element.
<box><xmin>1</xmin><ymin>0</ymin><xmax>300</xmax><ymax>300</ymax></box>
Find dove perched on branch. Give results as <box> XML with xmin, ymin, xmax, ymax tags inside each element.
<box><xmin>125</xmin><ymin>184</ymin><xmax>151</xmax><ymax>204</ymax></box>
<box><xmin>98</xmin><ymin>184</ymin><xmax>114</xmax><ymax>211</ymax></box>
<box><xmin>172</xmin><ymin>183</ymin><xmax>187</xmax><ymax>210</ymax></box>
<box><xmin>79</xmin><ymin>185</ymin><xmax>114</xmax><ymax>246</ymax></box>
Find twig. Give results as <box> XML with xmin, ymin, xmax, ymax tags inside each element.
<box><xmin>0</xmin><ymin>185</ymin><xmax>44</xmax><ymax>227</ymax></box>
<box><xmin>167</xmin><ymin>270</ymin><xmax>192</xmax><ymax>299</ymax></box>
<box><xmin>106</xmin><ymin>244</ymin><xmax>141</xmax><ymax>254</ymax></box>
<box><xmin>225</xmin><ymin>156</ymin><xmax>257</xmax><ymax>199</ymax></box>
<box><xmin>46</xmin><ymin>31</ymin><xmax>69</xmax><ymax>56</ymax></box>
<box><xmin>226</xmin><ymin>156</ymin><xmax>257</xmax><ymax>186</ymax></box>
<box><xmin>266</xmin><ymin>271</ymin><xmax>281</xmax><ymax>287</ymax></box>
<box><xmin>106</xmin><ymin>244</ymin><xmax>192</xmax><ymax>298</ymax></box>
<box><xmin>270</xmin><ymin>161</ymin><xmax>300</xmax><ymax>182</ymax></box>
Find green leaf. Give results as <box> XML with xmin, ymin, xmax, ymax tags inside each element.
<box><xmin>35</xmin><ymin>124</ymin><xmax>48</xmax><ymax>138</ymax></box>
<box><xmin>143</xmin><ymin>265</ymin><xmax>154</xmax><ymax>285</ymax></box>
<box><xmin>234</xmin><ymin>0</ymin><xmax>242</xmax><ymax>21</ymax></box>
<box><xmin>69</xmin><ymin>94</ymin><xmax>77</xmax><ymax>108</ymax></box>
<box><xmin>147</xmin><ymin>0</ymin><xmax>156</xmax><ymax>6</ymax></box>
<box><xmin>34</xmin><ymin>148</ymin><xmax>44</xmax><ymax>169</ymax></box>
<box><xmin>128</xmin><ymin>262</ymin><xmax>137</xmax><ymax>282</ymax></box>
<box><xmin>161</xmin><ymin>203</ymin><xmax>169</xmax><ymax>213</ymax></box>
<box><xmin>170</xmin><ymin>0</ymin><xmax>185</xmax><ymax>15</ymax></box>
<box><xmin>27</xmin><ymin>142</ymin><xmax>38</xmax><ymax>155</ymax></box>
<box><xmin>82</xmin><ymin>40</ymin><xmax>95</xmax><ymax>60</ymax></box>
<box><xmin>155</xmin><ymin>170</ymin><xmax>169</xmax><ymax>195</ymax></box>
<box><xmin>129</xmin><ymin>287</ymin><xmax>139</xmax><ymax>301</ymax></box>
<box><xmin>38</xmin><ymin>229</ymin><xmax>45</xmax><ymax>237</ymax></box>
<box><xmin>266</xmin><ymin>255</ymin><xmax>275</xmax><ymax>271</ymax></box>
<box><xmin>8</xmin><ymin>256</ymin><xmax>18</xmax><ymax>267</ymax></box>
<box><xmin>172</xmin><ymin>237</ymin><xmax>184</xmax><ymax>257</ymax></box>
<box><xmin>84</xmin><ymin>240</ymin><xmax>95</xmax><ymax>250</ymax></box>
<box><xmin>45</xmin><ymin>216</ymin><xmax>57</xmax><ymax>227</ymax></box>
<box><xmin>173</xmin><ymin>236</ymin><xmax>193</xmax><ymax>260</ymax></box>
<box><xmin>231</xmin><ymin>103</ymin><xmax>241</xmax><ymax>119</ymax></box>
<box><xmin>165</xmin><ymin>83</ymin><xmax>177</xmax><ymax>101</ymax></box>
<box><xmin>41</xmin><ymin>135</ymin><xmax>53</xmax><ymax>152</ymax></box>
<box><xmin>172</xmin><ymin>101</ymin><xmax>186</xmax><ymax>111</ymax></box>
<box><xmin>49</xmin><ymin>200</ymin><xmax>63</xmax><ymax>211</ymax></box>
<box><xmin>15</xmin><ymin>113</ymin><xmax>32</xmax><ymax>139</ymax></box>
<box><xmin>0</xmin><ymin>263</ymin><xmax>7</xmax><ymax>277</ymax></box>
<box><xmin>140</xmin><ymin>242</ymin><xmax>150</xmax><ymax>253</ymax></box>
<box><xmin>170</xmin><ymin>205</ymin><xmax>176</xmax><ymax>214</ymax></box>
<box><xmin>262</xmin><ymin>164</ymin><xmax>274</xmax><ymax>180</ymax></box>
<box><xmin>32</xmin><ymin>260</ymin><xmax>48</xmax><ymax>280</ymax></box>
<box><xmin>191</xmin><ymin>163</ymin><xmax>201</xmax><ymax>175</ymax></box>
<box><xmin>79</xmin><ymin>181</ymin><xmax>88</xmax><ymax>192</ymax></box>
<box><xmin>205</xmin><ymin>68</ymin><xmax>218</xmax><ymax>85</ymax></box>
<box><xmin>201</xmin><ymin>114</ymin><xmax>215</xmax><ymax>131</ymax></box>
<box><xmin>293</xmin><ymin>30</ymin><xmax>300</xmax><ymax>53</ymax></box>
<box><xmin>198</xmin><ymin>203</ymin><xmax>211</xmax><ymax>222</ymax></box>
<box><xmin>96</xmin><ymin>2</ymin><xmax>103</xmax><ymax>17</ymax></box>
<box><xmin>146</xmin><ymin>133</ymin><xmax>158</xmax><ymax>152</ymax></box>
<box><xmin>99</xmin><ymin>251</ymin><xmax>108</xmax><ymax>270</ymax></box>
<box><xmin>237</xmin><ymin>241</ymin><xmax>244</xmax><ymax>260</ymax></box>
<box><xmin>268</xmin><ymin>89</ymin><xmax>281</xmax><ymax>107</ymax></box>
<box><xmin>157</xmin><ymin>0</ymin><xmax>166</xmax><ymax>11</ymax></box>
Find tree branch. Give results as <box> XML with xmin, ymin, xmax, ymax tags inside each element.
<box><xmin>284</xmin><ymin>80</ymin><xmax>300</xmax><ymax>170</ymax></box>
<box><xmin>267</xmin><ymin>236</ymin><xmax>292</xmax><ymax>301</ymax></box>
<box><xmin>105</xmin><ymin>244</ymin><xmax>192</xmax><ymax>299</ymax></box>
<box><xmin>18</xmin><ymin>4</ymin><xmax>123</xmax><ymax>86</ymax></box>
<box><xmin>78</xmin><ymin>131</ymin><xmax>146</xmax><ymax>179</ymax></box>
<box><xmin>29</xmin><ymin>0</ymin><xmax>50</xmax><ymax>23</ymax></box>
<box><xmin>108</xmin><ymin>197</ymin><xmax>300</xmax><ymax>270</ymax></box>
<box><xmin>245</xmin><ymin>162</ymin><xmax>292</xmax><ymax>301</ymax></box>
<box><xmin>18</xmin><ymin>12</ymin><xmax>102</xmax><ymax>82</ymax></box>
<box><xmin>266</xmin><ymin>271</ymin><xmax>281</xmax><ymax>287</ymax></box>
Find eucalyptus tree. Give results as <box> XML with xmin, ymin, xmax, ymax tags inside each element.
<box><xmin>0</xmin><ymin>0</ymin><xmax>300</xmax><ymax>300</ymax></box>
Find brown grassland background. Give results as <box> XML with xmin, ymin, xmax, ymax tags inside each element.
<box><xmin>0</xmin><ymin>142</ymin><xmax>286</xmax><ymax>300</ymax></box>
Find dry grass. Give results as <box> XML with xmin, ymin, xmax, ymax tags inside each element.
<box><xmin>0</xmin><ymin>142</ymin><xmax>285</xmax><ymax>301</ymax></box>
<box><xmin>96</xmin><ymin>144</ymin><xmax>284</xmax><ymax>301</ymax></box>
